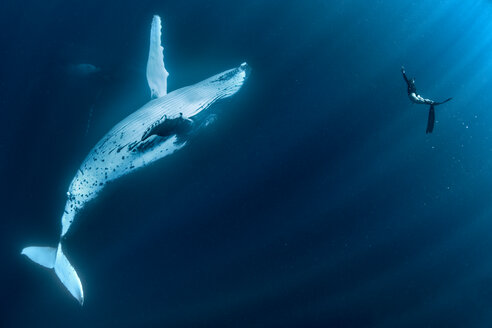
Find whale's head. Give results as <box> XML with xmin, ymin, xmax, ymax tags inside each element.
<box><xmin>238</xmin><ymin>62</ymin><xmax>251</xmax><ymax>78</ymax></box>
<box><xmin>218</xmin><ymin>62</ymin><xmax>250</xmax><ymax>84</ymax></box>
<box><xmin>204</xmin><ymin>62</ymin><xmax>251</xmax><ymax>99</ymax></box>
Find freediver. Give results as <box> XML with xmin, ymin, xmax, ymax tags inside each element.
<box><xmin>401</xmin><ymin>66</ymin><xmax>452</xmax><ymax>133</ymax></box>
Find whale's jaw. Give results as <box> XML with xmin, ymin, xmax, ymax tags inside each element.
<box><xmin>240</xmin><ymin>62</ymin><xmax>251</xmax><ymax>76</ymax></box>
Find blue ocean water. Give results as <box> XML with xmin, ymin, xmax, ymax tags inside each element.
<box><xmin>3</xmin><ymin>0</ymin><xmax>492</xmax><ymax>327</ymax></box>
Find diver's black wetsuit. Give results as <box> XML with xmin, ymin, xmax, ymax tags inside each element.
<box><xmin>401</xmin><ymin>66</ymin><xmax>452</xmax><ymax>133</ymax></box>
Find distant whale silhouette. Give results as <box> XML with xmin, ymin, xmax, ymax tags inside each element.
<box><xmin>67</xmin><ymin>63</ymin><xmax>101</xmax><ymax>76</ymax></box>
<box><xmin>21</xmin><ymin>15</ymin><xmax>250</xmax><ymax>305</ymax></box>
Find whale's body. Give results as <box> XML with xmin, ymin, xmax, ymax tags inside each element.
<box><xmin>22</xmin><ymin>15</ymin><xmax>249</xmax><ymax>305</ymax></box>
<box><xmin>61</xmin><ymin>64</ymin><xmax>249</xmax><ymax>237</ymax></box>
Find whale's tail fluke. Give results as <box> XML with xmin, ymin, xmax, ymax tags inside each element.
<box><xmin>21</xmin><ymin>243</ymin><xmax>84</xmax><ymax>305</ymax></box>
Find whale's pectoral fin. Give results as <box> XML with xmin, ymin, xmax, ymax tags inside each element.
<box><xmin>426</xmin><ymin>104</ymin><xmax>435</xmax><ymax>134</ymax></box>
<box><xmin>141</xmin><ymin>115</ymin><xmax>193</xmax><ymax>142</ymax></box>
<box><xmin>146</xmin><ymin>15</ymin><xmax>169</xmax><ymax>99</ymax></box>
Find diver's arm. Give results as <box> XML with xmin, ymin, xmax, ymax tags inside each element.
<box><xmin>401</xmin><ymin>66</ymin><xmax>409</xmax><ymax>83</ymax></box>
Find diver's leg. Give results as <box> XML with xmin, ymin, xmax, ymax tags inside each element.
<box><xmin>426</xmin><ymin>105</ymin><xmax>435</xmax><ymax>134</ymax></box>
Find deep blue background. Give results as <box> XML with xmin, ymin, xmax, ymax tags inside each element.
<box><xmin>2</xmin><ymin>0</ymin><xmax>492</xmax><ymax>327</ymax></box>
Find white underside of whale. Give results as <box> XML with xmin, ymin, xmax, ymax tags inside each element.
<box><xmin>21</xmin><ymin>14</ymin><xmax>249</xmax><ymax>305</ymax></box>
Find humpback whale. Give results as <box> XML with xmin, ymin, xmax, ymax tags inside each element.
<box><xmin>21</xmin><ymin>15</ymin><xmax>250</xmax><ymax>305</ymax></box>
<box><xmin>68</xmin><ymin>63</ymin><xmax>101</xmax><ymax>77</ymax></box>
<box><xmin>401</xmin><ymin>66</ymin><xmax>452</xmax><ymax>133</ymax></box>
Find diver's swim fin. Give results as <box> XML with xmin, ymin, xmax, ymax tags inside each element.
<box><xmin>21</xmin><ymin>243</ymin><xmax>84</xmax><ymax>305</ymax></box>
<box><xmin>436</xmin><ymin>97</ymin><xmax>452</xmax><ymax>105</ymax></box>
<box><xmin>426</xmin><ymin>104</ymin><xmax>435</xmax><ymax>134</ymax></box>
